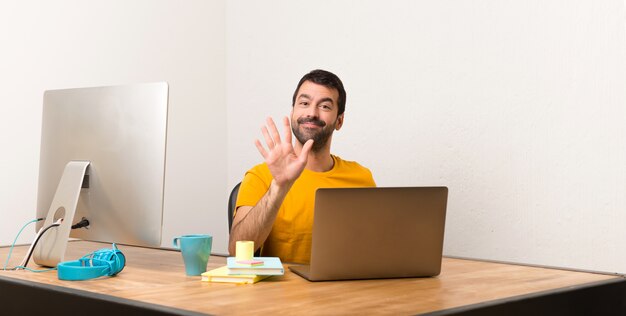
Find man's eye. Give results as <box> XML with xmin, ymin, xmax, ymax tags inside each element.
<box><xmin>300</xmin><ymin>102</ymin><xmax>309</xmax><ymax>107</ymax></box>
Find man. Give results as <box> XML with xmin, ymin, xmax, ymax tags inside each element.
<box><xmin>228</xmin><ymin>69</ymin><xmax>375</xmax><ymax>263</ymax></box>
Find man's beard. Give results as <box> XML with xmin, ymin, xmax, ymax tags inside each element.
<box><xmin>291</xmin><ymin>116</ymin><xmax>336</xmax><ymax>152</ymax></box>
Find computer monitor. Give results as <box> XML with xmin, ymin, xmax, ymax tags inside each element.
<box><xmin>33</xmin><ymin>82</ymin><xmax>169</xmax><ymax>267</ymax></box>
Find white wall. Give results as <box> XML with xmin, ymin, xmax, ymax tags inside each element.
<box><xmin>227</xmin><ymin>0</ymin><xmax>626</xmax><ymax>273</ymax></box>
<box><xmin>0</xmin><ymin>1</ymin><xmax>229</xmax><ymax>253</ymax></box>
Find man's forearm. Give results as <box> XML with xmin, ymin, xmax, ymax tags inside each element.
<box><xmin>228</xmin><ymin>180</ymin><xmax>291</xmax><ymax>255</ymax></box>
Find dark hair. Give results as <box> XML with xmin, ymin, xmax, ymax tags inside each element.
<box><xmin>292</xmin><ymin>69</ymin><xmax>346</xmax><ymax>115</ymax></box>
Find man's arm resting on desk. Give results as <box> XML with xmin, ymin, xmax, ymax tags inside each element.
<box><xmin>228</xmin><ymin>180</ymin><xmax>289</xmax><ymax>255</ymax></box>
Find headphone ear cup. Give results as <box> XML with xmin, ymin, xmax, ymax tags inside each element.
<box><xmin>93</xmin><ymin>248</ymin><xmax>126</xmax><ymax>275</ymax></box>
<box><xmin>110</xmin><ymin>249</ymin><xmax>126</xmax><ymax>275</ymax></box>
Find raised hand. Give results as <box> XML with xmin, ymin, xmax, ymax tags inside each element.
<box><xmin>255</xmin><ymin>116</ymin><xmax>314</xmax><ymax>188</ymax></box>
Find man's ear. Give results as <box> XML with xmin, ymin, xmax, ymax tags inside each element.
<box><xmin>335</xmin><ymin>113</ymin><xmax>344</xmax><ymax>131</ymax></box>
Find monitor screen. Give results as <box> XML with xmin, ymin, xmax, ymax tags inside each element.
<box><xmin>33</xmin><ymin>82</ymin><xmax>168</xmax><ymax>266</ymax></box>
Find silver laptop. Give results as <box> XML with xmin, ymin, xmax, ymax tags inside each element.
<box><xmin>289</xmin><ymin>187</ymin><xmax>448</xmax><ymax>281</ymax></box>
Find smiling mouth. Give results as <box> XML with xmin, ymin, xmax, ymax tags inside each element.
<box><xmin>297</xmin><ymin>117</ymin><xmax>325</xmax><ymax>127</ymax></box>
<box><xmin>301</xmin><ymin>122</ymin><xmax>322</xmax><ymax>128</ymax></box>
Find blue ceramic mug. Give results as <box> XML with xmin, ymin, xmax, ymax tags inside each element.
<box><xmin>173</xmin><ymin>234</ymin><xmax>212</xmax><ymax>276</ymax></box>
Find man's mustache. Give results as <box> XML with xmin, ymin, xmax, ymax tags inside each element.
<box><xmin>297</xmin><ymin>117</ymin><xmax>326</xmax><ymax>127</ymax></box>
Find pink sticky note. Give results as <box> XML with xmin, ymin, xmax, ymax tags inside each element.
<box><xmin>236</xmin><ymin>259</ymin><xmax>264</xmax><ymax>266</ymax></box>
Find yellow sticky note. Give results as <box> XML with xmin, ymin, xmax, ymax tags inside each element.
<box><xmin>236</xmin><ymin>241</ymin><xmax>254</xmax><ymax>261</ymax></box>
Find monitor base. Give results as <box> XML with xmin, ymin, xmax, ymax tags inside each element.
<box><xmin>33</xmin><ymin>161</ymin><xmax>90</xmax><ymax>267</ymax></box>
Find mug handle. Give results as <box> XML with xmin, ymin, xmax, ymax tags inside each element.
<box><xmin>173</xmin><ymin>237</ymin><xmax>180</xmax><ymax>249</ymax></box>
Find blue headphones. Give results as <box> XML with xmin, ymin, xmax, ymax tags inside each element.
<box><xmin>57</xmin><ymin>244</ymin><xmax>126</xmax><ymax>281</ymax></box>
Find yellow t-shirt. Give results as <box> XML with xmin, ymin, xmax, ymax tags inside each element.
<box><xmin>236</xmin><ymin>155</ymin><xmax>376</xmax><ymax>264</ymax></box>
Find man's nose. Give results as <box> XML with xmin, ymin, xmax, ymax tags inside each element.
<box><xmin>304</xmin><ymin>105</ymin><xmax>319</xmax><ymax>117</ymax></box>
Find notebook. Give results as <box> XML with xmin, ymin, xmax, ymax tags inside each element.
<box><xmin>201</xmin><ymin>266</ymin><xmax>270</xmax><ymax>284</ymax></box>
<box><xmin>289</xmin><ymin>187</ymin><xmax>448</xmax><ymax>281</ymax></box>
<box><xmin>227</xmin><ymin>257</ymin><xmax>284</xmax><ymax>275</ymax></box>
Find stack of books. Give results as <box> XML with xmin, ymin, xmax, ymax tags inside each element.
<box><xmin>201</xmin><ymin>257</ymin><xmax>284</xmax><ymax>284</ymax></box>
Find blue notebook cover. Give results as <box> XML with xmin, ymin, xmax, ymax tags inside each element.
<box><xmin>226</xmin><ymin>257</ymin><xmax>284</xmax><ymax>275</ymax></box>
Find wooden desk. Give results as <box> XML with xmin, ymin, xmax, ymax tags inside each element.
<box><xmin>1</xmin><ymin>241</ymin><xmax>624</xmax><ymax>315</ymax></box>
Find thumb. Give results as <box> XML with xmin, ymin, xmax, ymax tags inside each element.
<box><xmin>298</xmin><ymin>139</ymin><xmax>314</xmax><ymax>163</ymax></box>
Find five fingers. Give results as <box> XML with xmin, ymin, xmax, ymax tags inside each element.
<box><xmin>256</xmin><ymin>116</ymin><xmax>313</xmax><ymax>162</ymax></box>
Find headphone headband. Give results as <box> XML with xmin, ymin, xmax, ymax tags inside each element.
<box><xmin>57</xmin><ymin>244</ymin><xmax>126</xmax><ymax>281</ymax></box>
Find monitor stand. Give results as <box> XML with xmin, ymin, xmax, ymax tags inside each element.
<box><xmin>32</xmin><ymin>161</ymin><xmax>90</xmax><ymax>267</ymax></box>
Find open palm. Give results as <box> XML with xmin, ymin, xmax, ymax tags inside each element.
<box><xmin>255</xmin><ymin>117</ymin><xmax>313</xmax><ymax>187</ymax></box>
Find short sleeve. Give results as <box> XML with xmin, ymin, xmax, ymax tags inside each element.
<box><xmin>235</xmin><ymin>164</ymin><xmax>273</xmax><ymax>210</ymax></box>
